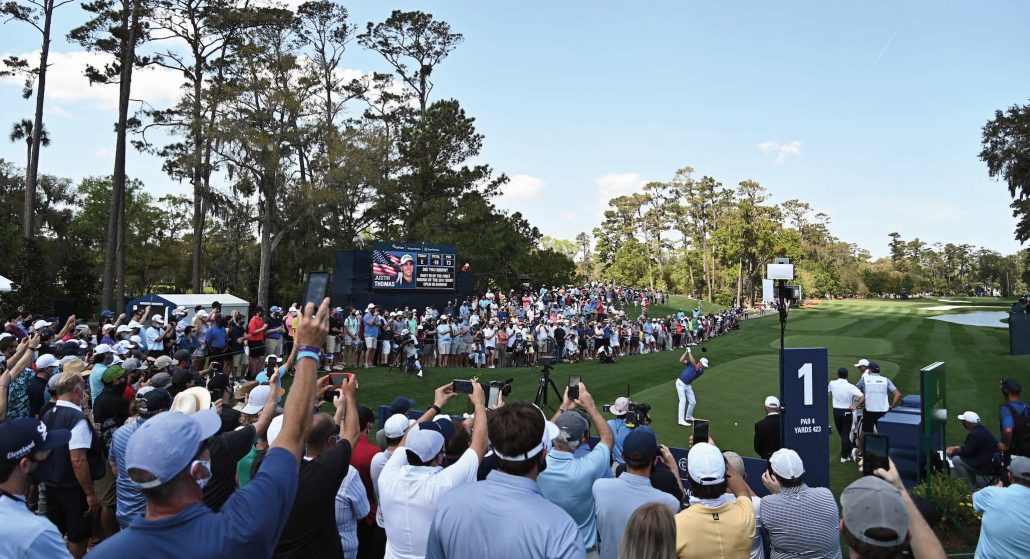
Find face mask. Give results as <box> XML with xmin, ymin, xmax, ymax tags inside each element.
<box><xmin>191</xmin><ymin>459</ymin><xmax>212</xmax><ymax>489</ymax></box>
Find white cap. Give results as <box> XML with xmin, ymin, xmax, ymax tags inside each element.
<box><xmin>687</xmin><ymin>442</ymin><xmax>726</xmax><ymax>485</ymax></box>
<box><xmin>35</xmin><ymin>354</ymin><xmax>60</xmax><ymax>370</ymax></box>
<box><xmin>764</xmin><ymin>396</ymin><xmax>781</xmax><ymax>409</ymax></box>
<box><xmin>855</xmin><ymin>358</ymin><xmax>870</xmax><ymax>368</ymax></box>
<box><xmin>94</xmin><ymin>343</ymin><xmax>114</xmax><ymax>355</ymax></box>
<box><xmin>196</xmin><ymin>310</ymin><xmax>209</xmax><ymax>318</ymax></box>
<box><xmin>241</xmin><ymin>385</ymin><xmax>271</xmax><ymax>415</ymax></box>
<box><xmin>957</xmin><ymin>411</ymin><xmax>981</xmax><ymax>424</ymax></box>
<box><xmin>267</xmin><ymin>414</ymin><xmax>284</xmax><ymax>444</ymax></box>
<box><xmin>116</xmin><ymin>325</ymin><xmax>131</xmax><ymax>334</ymax></box>
<box><xmin>151</xmin><ymin>315</ymin><xmax>165</xmax><ymax>324</ymax></box>
<box><xmin>384</xmin><ymin>414</ymin><xmax>415</xmax><ymax>438</ymax></box>
<box><xmin>406</xmin><ymin>428</ymin><xmax>445</xmax><ymax>462</ymax></box>
<box><xmin>129</xmin><ymin>335</ymin><xmax>143</xmax><ymax>346</ymax></box>
<box><xmin>366</xmin><ymin>303</ymin><xmax>376</xmax><ymax>310</ymax></box>
<box><xmin>770</xmin><ymin>448</ymin><xmax>805</xmax><ymax>480</ymax></box>
<box><xmin>699</xmin><ymin>357</ymin><xmax>710</xmax><ymax>368</ymax></box>
<box><xmin>127</xmin><ymin>320</ymin><xmax>142</xmax><ymax>330</ymax></box>
<box><xmin>32</xmin><ymin>319</ymin><xmax>51</xmax><ymax>330</ymax></box>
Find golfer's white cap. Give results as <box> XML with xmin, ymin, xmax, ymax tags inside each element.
<box><xmin>699</xmin><ymin>357</ymin><xmax>710</xmax><ymax>368</ymax></box>
<box><xmin>764</xmin><ymin>396</ymin><xmax>781</xmax><ymax>409</ymax></box>
<box><xmin>957</xmin><ymin>411</ymin><xmax>981</xmax><ymax>424</ymax></box>
<box><xmin>855</xmin><ymin>358</ymin><xmax>870</xmax><ymax>368</ymax></box>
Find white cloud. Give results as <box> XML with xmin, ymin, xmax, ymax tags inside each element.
<box><xmin>0</xmin><ymin>50</ymin><xmax>184</xmax><ymax>110</ymax></box>
<box><xmin>595</xmin><ymin>172</ymin><xmax>646</xmax><ymax>213</ymax></box>
<box><xmin>47</xmin><ymin>105</ymin><xmax>80</xmax><ymax>121</ymax></box>
<box><xmin>757</xmin><ymin>140</ymin><xmax>802</xmax><ymax>163</ymax></box>
<box><xmin>501</xmin><ymin>174</ymin><xmax>545</xmax><ymax>200</ymax></box>
<box><xmin>95</xmin><ymin>147</ymin><xmax>114</xmax><ymax>160</ymax></box>
<box><xmin>560</xmin><ymin>212</ymin><xmax>577</xmax><ymax>222</ymax></box>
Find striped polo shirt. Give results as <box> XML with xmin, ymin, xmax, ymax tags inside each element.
<box><xmin>760</xmin><ymin>484</ymin><xmax>842</xmax><ymax>559</ymax></box>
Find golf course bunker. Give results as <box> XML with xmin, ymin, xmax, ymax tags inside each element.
<box><xmin>929</xmin><ymin>311</ymin><xmax>1007</xmax><ymax>329</ymax></box>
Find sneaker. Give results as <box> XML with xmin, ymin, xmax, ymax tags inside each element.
<box><xmin>840</xmin><ymin>457</ymin><xmax>849</xmax><ymax>463</ymax></box>
<box><xmin>678</xmin><ymin>420</ymin><xmax>690</xmax><ymax>427</ymax></box>
<box><xmin>851</xmin><ymin>448</ymin><xmax>860</xmax><ymax>462</ymax></box>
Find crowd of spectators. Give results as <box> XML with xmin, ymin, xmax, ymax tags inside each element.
<box><xmin>0</xmin><ymin>292</ymin><xmax>1025</xmax><ymax>558</ymax></box>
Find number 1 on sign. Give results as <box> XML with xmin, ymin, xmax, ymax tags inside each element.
<box><xmin>798</xmin><ymin>363</ymin><xmax>813</xmax><ymax>406</ymax></box>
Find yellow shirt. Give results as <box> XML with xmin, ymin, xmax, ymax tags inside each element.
<box><xmin>674</xmin><ymin>496</ymin><xmax>755</xmax><ymax>559</ymax></box>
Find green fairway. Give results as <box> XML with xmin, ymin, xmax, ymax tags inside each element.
<box><xmin>321</xmin><ymin>298</ymin><xmax>1028</xmax><ymax>498</ymax></box>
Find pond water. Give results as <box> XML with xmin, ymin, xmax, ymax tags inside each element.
<box><xmin>928</xmin><ymin>311</ymin><xmax>1007</xmax><ymax>329</ymax></box>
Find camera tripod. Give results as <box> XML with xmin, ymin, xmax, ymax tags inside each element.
<box><xmin>533</xmin><ymin>365</ymin><xmax>564</xmax><ymax>411</ymax></box>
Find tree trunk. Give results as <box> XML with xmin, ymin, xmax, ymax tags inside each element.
<box><xmin>112</xmin><ymin>0</ymin><xmax>138</xmax><ymax>311</ymax></box>
<box><xmin>257</xmin><ymin>173</ymin><xmax>274</xmax><ymax>310</ymax></box>
<box><xmin>736</xmin><ymin>257</ymin><xmax>743</xmax><ymax>306</ymax></box>
<box><xmin>22</xmin><ymin>3</ymin><xmax>54</xmax><ymax>240</ymax></box>
<box><xmin>191</xmin><ymin>61</ymin><xmax>205</xmax><ymax>294</ymax></box>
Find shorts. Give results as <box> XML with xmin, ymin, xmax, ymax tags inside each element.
<box><xmin>450</xmin><ymin>341</ymin><xmax>463</xmax><ymax>354</ymax></box>
<box><xmin>862</xmin><ymin>410</ymin><xmax>886</xmax><ymax>433</ymax></box>
<box><xmin>96</xmin><ymin>463</ymin><xmax>117</xmax><ymax>507</ymax></box>
<box><xmin>247</xmin><ymin>340</ymin><xmax>265</xmax><ymax>358</ymax></box>
<box><xmin>365</xmin><ymin>337</ymin><xmax>377</xmax><ymax>348</ymax></box>
<box><xmin>233</xmin><ymin>351</ymin><xmax>247</xmax><ymax>369</ymax></box>
<box><xmin>45</xmin><ymin>485</ymin><xmax>93</xmax><ymax>542</ymax></box>
<box><xmin>266</xmin><ymin>337</ymin><xmax>284</xmax><ymax>357</ymax></box>
<box><xmin>381</xmin><ymin>340</ymin><xmax>391</xmax><ymax>354</ymax></box>
<box><xmin>325</xmin><ymin>335</ymin><xmax>338</xmax><ymax>353</ymax></box>
<box><xmin>644</xmin><ymin>334</ymin><xmax>655</xmax><ymax>343</ymax></box>
<box><xmin>438</xmin><ymin>341</ymin><xmax>451</xmax><ymax>355</ymax></box>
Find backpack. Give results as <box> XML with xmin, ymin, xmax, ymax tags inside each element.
<box><xmin>1004</xmin><ymin>403</ymin><xmax>1030</xmax><ymax>456</ymax></box>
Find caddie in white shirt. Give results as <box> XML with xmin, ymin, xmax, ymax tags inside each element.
<box><xmin>854</xmin><ymin>362</ymin><xmax>901</xmax><ymax>459</ymax></box>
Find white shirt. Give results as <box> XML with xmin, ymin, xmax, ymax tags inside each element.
<box><xmin>55</xmin><ymin>400</ymin><xmax>92</xmax><ymax>450</ymax></box>
<box><xmin>482</xmin><ymin>327</ymin><xmax>496</xmax><ymax>348</ymax></box>
<box><xmin>378</xmin><ymin>447</ymin><xmax>479</xmax><ymax>559</ymax></box>
<box><xmin>828</xmin><ymin>379</ymin><xmax>863</xmax><ymax>409</ymax></box>
<box><xmin>370</xmin><ymin>449</ymin><xmax>395</xmax><ymax>528</ymax></box>
<box><xmin>856</xmin><ymin>374</ymin><xmax>897</xmax><ymax>413</ymax></box>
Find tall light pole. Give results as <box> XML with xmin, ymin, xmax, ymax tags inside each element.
<box><xmin>767</xmin><ymin>258</ymin><xmax>795</xmax><ymax>442</ymax></box>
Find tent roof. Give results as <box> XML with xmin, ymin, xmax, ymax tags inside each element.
<box><xmin>146</xmin><ymin>294</ymin><xmax>249</xmax><ymax>306</ymax></box>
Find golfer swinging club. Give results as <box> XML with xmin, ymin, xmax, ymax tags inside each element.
<box><xmin>676</xmin><ymin>346</ymin><xmax>710</xmax><ymax>426</ymax></box>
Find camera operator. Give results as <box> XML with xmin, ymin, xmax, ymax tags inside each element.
<box><xmin>607</xmin><ymin>397</ymin><xmax>633</xmax><ymax>467</ymax></box>
<box><xmin>538</xmin><ymin>382</ymin><xmax>614</xmax><ymax>557</ymax></box>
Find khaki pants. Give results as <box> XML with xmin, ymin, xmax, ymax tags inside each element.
<box><xmin>265</xmin><ymin>337</ymin><xmax>284</xmax><ymax>358</ymax></box>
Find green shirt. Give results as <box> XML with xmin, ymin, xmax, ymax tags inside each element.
<box><xmin>237</xmin><ymin>445</ymin><xmax>262</xmax><ymax>488</ymax></box>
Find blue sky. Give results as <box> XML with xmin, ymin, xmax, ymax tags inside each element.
<box><xmin>2</xmin><ymin>1</ymin><xmax>1028</xmax><ymax>258</ymax></box>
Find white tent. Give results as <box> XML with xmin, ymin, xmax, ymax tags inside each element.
<box><xmin>126</xmin><ymin>293</ymin><xmax>250</xmax><ymax>322</ymax></box>
<box><xmin>0</xmin><ymin>274</ymin><xmax>12</xmax><ymax>293</ymax></box>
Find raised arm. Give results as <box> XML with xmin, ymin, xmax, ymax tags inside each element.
<box><xmin>876</xmin><ymin>460</ymin><xmax>946</xmax><ymax>559</ymax></box>
<box><xmin>334</xmin><ymin>375</ymin><xmax>359</xmax><ymax>449</ymax></box>
<box><xmin>253</xmin><ymin>370</ymin><xmax>280</xmax><ymax>439</ymax></box>
<box><xmin>468</xmin><ymin>382</ymin><xmax>488</xmax><ymax>459</ymax></box>
<box><xmin>55</xmin><ymin>315</ymin><xmax>77</xmax><ymax>340</ymax></box>
<box><xmin>271</xmin><ymin>298</ymin><xmax>329</xmax><ymax>463</ymax></box>
<box><xmin>282</xmin><ymin>341</ymin><xmax>299</xmax><ymax>373</ymax></box>
<box><xmin>578</xmin><ymin>383</ymin><xmax>614</xmax><ymax>450</ymax></box>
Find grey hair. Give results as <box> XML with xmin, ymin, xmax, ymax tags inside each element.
<box><xmin>553</xmin><ymin>432</ymin><xmax>581</xmax><ymax>451</ymax></box>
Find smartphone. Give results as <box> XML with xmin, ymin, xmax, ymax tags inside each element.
<box><xmin>691</xmin><ymin>419</ymin><xmax>710</xmax><ymax>446</ymax></box>
<box><xmin>330</xmin><ymin>372</ymin><xmax>352</xmax><ymax>386</ymax></box>
<box><xmin>303</xmin><ymin>271</ymin><xmax>330</xmax><ymax>307</ymax></box>
<box><xmin>568</xmin><ymin>375</ymin><xmax>581</xmax><ymax>400</ymax></box>
<box><xmin>863</xmin><ymin>434</ymin><xmax>890</xmax><ymax>476</ymax></box>
<box><xmin>488</xmin><ymin>385</ymin><xmax>501</xmax><ymax>408</ymax></box>
<box><xmin>602</xmin><ymin>404</ymin><xmax>611</xmax><ymax>413</ymax></box>
<box><xmin>452</xmin><ymin>379</ymin><xmax>474</xmax><ymax>394</ymax></box>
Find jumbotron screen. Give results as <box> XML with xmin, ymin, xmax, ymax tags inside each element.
<box><xmin>371</xmin><ymin>242</ymin><xmax>456</xmax><ymax>290</ymax></box>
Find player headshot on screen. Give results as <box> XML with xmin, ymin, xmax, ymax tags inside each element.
<box><xmin>395</xmin><ymin>253</ymin><xmax>416</xmax><ymax>287</ymax></box>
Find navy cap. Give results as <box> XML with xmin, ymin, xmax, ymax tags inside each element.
<box><xmin>136</xmin><ymin>388</ymin><xmax>172</xmax><ymax>416</ymax></box>
<box><xmin>1002</xmin><ymin>378</ymin><xmax>1022</xmax><ymax>394</ymax></box>
<box><xmin>1</xmin><ymin>417</ymin><xmax>72</xmax><ymax>463</ymax></box>
<box><xmin>867</xmin><ymin>362</ymin><xmax>881</xmax><ymax>374</ymax></box>
<box><xmin>389</xmin><ymin>396</ymin><xmax>416</xmax><ymax>415</ymax></box>
<box><xmin>622</xmin><ymin>426</ymin><xmax>659</xmax><ymax>461</ymax></box>
<box><xmin>837</xmin><ymin>367</ymin><xmax>849</xmax><ymax>377</ymax></box>
<box><xmin>101</xmin><ymin>309</ymin><xmax>115</xmax><ymax>318</ymax></box>
<box><xmin>420</xmin><ymin>416</ymin><xmax>456</xmax><ymax>441</ymax></box>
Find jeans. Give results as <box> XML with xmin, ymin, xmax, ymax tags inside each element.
<box><xmin>833</xmin><ymin>408</ymin><xmax>855</xmax><ymax>458</ymax></box>
<box><xmin>951</xmin><ymin>456</ymin><xmax>990</xmax><ymax>489</ymax></box>
<box><xmin>676</xmin><ymin>379</ymin><xmax>696</xmax><ymax>421</ymax></box>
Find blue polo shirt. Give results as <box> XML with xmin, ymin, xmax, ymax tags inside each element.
<box><xmin>363</xmin><ymin>312</ymin><xmax>379</xmax><ymax>338</ymax></box>
<box><xmin>88</xmin><ymin>447</ymin><xmax>299</xmax><ymax>559</ymax></box>
<box><xmin>1000</xmin><ymin>400</ymin><xmax>1029</xmax><ymax>431</ymax></box>
<box><xmin>608</xmin><ymin>418</ymin><xmax>633</xmax><ymax>464</ymax></box>
<box><xmin>426</xmin><ymin>470</ymin><xmax>584</xmax><ymax>559</ymax></box>
<box><xmin>204</xmin><ymin>327</ymin><xmax>227</xmax><ymax>350</ymax></box>
<box><xmin>538</xmin><ymin>444</ymin><xmax>611</xmax><ymax>550</ymax></box>
<box><xmin>973</xmin><ymin>483</ymin><xmax>1030</xmax><ymax>559</ymax></box>
<box><xmin>679</xmin><ymin>362</ymin><xmax>704</xmax><ymax>385</ymax></box>
<box><xmin>593</xmin><ymin>473</ymin><xmax>680</xmax><ymax>559</ymax></box>
<box><xmin>0</xmin><ymin>493</ymin><xmax>71</xmax><ymax>559</ymax></box>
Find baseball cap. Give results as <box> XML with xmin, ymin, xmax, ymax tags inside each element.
<box><xmin>31</xmin><ymin>319</ymin><xmax>51</xmax><ymax>330</ymax></box>
<box><xmin>687</xmin><ymin>442</ymin><xmax>726</xmax><ymax>485</ymax></box>
<box><xmin>854</xmin><ymin>358</ymin><xmax>870</xmax><ymax>368</ymax></box>
<box><xmin>269</xmin><ymin>306</ymin><xmax>282</xmax><ymax>314</ymax></box>
<box><xmin>102</xmin><ymin>365</ymin><xmax>126</xmax><ymax>384</ymax></box>
<box><xmin>151</xmin><ymin>314</ymin><xmax>165</xmax><ymax>324</ymax></box>
<box><xmin>94</xmin><ymin>343</ymin><xmax>114</xmax><ymax>355</ymax></box>
<box><xmin>610</xmin><ymin>396</ymin><xmax>630</xmax><ymax>416</ymax></box>
<box><xmin>841</xmin><ymin>476</ymin><xmax>909</xmax><ymax>547</ymax></box>
<box><xmin>125</xmin><ymin>409</ymin><xmax>221</xmax><ymax>488</ymax></box>
<box><xmin>699</xmin><ymin>357</ymin><xmax>710</xmax><ymax>368</ymax></box>
<box><xmin>153</xmin><ymin>355</ymin><xmax>174</xmax><ymax>370</ymax></box>
<box><xmin>46</xmin><ymin>372</ymin><xmax>63</xmax><ymax>393</ymax></box>
<box><xmin>127</xmin><ymin>321</ymin><xmax>142</xmax><ymax>330</ymax></box>
<box><xmin>1010</xmin><ymin>455</ymin><xmax>1030</xmax><ymax>481</ymax></box>
<box><xmin>241</xmin><ymin>385</ymin><xmax>272</xmax><ymax>415</ymax></box>
<box><xmin>957</xmin><ymin>411</ymin><xmax>981</xmax><ymax>424</ymax></box>
<box><xmin>406</xmin><ymin>428</ymin><xmax>445</xmax><ymax>462</ymax></box>
<box><xmin>621</xmin><ymin>426</ymin><xmax>659</xmax><ymax>461</ymax></box>
<box><xmin>384</xmin><ymin>414</ymin><xmax>415</xmax><ymax>438</ymax></box>
<box><xmin>366</xmin><ymin>303</ymin><xmax>376</xmax><ymax>310</ymax></box>
<box><xmin>172</xmin><ymin>349</ymin><xmax>191</xmax><ymax>362</ymax></box>
<box><xmin>764</xmin><ymin>396</ymin><xmax>781</xmax><ymax>409</ymax></box>
<box><xmin>867</xmin><ymin>362</ymin><xmax>881</xmax><ymax>374</ymax></box>
<box><xmin>35</xmin><ymin>354</ymin><xmax>60</xmax><ymax>370</ymax></box>
<box><xmin>1002</xmin><ymin>378</ymin><xmax>1022</xmax><ymax>394</ymax></box>
<box><xmin>207</xmin><ymin>373</ymin><xmax>230</xmax><ymax>394</ymax></box>
<box><xmin>555</xmin><ymin>410</ymin><xmax>590</xmax><ymax>443</ymax></box>
<box><xmin>136</xmin><ymin>388</ymin><xmax>172</xmax><ymax>416</ymax></box>
<box><xmin>101</xmin><ymin>309</ymin><xmax>115</xmax><ymax>318</ymax></box>
<box><xmin>0</xmin><ymin>417</ymin><xmax>71</xmax><ymax>463</ymax></box>
<box><xmin>122</xmin><ymin>357</ymin><xmax>141</xmax><ymax>373</ymax></box>
<box><xmin>389</xmin><ymin>396</ymin><xmax>416</xmax><ymax>415</ymax></box>
<box><xmin>769</xmin><ymin>448</ymin><xmax>805</xmax><ymax>480</ymax></box>
<box><xmin>115</xmin><ymin>325</ymin><xmax>131</xmax><ymax>334</ymax></box>
<box><xmin>129</xmin><ymin>335</ymin><xmax>144</xmax><ymax>346</ymax></box>
<box><xmin>149</xmin><ymin>372</ymin><xmax>173</xmax><ymax>390</ymax></box>
<box><xmin>419</xmin><ymin>416</ymin><xmax>456</xmax><ymax>441</ymax></box>
<box><xmin>400</xmin><ymin>254</ymin><xmax>414</xmax><ymax>264</ymax></box>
